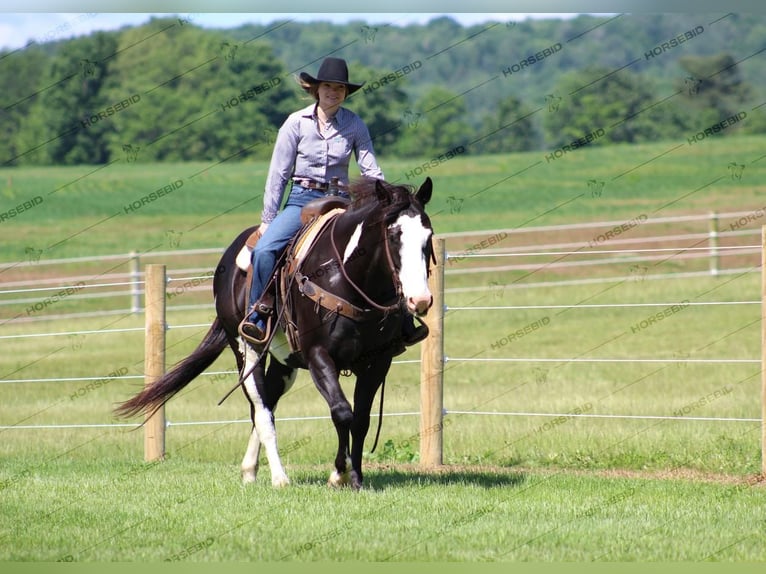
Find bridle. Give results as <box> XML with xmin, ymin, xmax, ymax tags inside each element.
<box><xmin>293</xmin><ymin>193</ymin><xmax>433</xmax><ymax>322</ymax></box>
<box><xmin>326</xmin><ymin>204</ymin><xmax>404</xmax><ymax>316</ymax></box>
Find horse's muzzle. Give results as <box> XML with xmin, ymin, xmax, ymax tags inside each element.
<box><xmin>407</xmin><ymin>294</ymin><xmax>433</xmax><ymax>316</ymax></box>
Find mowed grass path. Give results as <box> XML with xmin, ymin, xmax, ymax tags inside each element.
<box><xmin>1</xmin><ymin>136</ymin><xmax>766</xmax><ymax>561</ymax></box>
<box><xmin>2</xmin><ymin>456</ymin><xmax>765</xmax><ymax>561</ymax></box>
<box><xmin>2</xmin><ymin>272</ymin><xmax>764</xmax><ymax>560</ymax></box>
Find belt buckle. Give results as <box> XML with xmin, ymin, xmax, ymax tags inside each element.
<box><xmin>295</xmin><ymin>178</ymin><xmax>334</xmax><ymax>193</ymax></box>
<box><xmin>328</xmin><ymin>176</ymin><xmax>340</xmax><ymax>196</ymax></box>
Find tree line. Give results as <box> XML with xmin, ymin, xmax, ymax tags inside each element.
<box><xmin>1</xmin><ymin>13</ymin><xmax>764</xmax><ymax>166</ymax></box>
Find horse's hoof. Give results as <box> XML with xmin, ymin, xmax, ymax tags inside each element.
<box><xmin>327</xmin><ymin>470</ymin><xmax>350</xmax><ymax>488</ymax></box>
<box><xmin>241</xmin><ymin>469</ymin><xmax>258</xmax><ymax>484</ymax></box>
<box><xmin>272</xmin><ymin>474</ymin><xmax>290</xmax><ymax>488</ymax></box>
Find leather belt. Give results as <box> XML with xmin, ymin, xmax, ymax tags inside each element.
<box><xmin>293</xmin><ymin>178</ymin><xmax>330</xmax><ymax>191</ymax></box>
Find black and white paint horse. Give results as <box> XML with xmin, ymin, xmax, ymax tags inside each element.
<box><xmin>117</xmin><ymin>177</ymin><xmax>434</xmax><ymax>489</ymax></box>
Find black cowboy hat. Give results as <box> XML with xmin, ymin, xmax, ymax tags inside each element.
<box><xmin>299</xmin><ymin>57</ymin><xmax>364</xmax><ymax>94</ymax></box>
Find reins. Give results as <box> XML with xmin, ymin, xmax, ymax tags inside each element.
<box><xmin>327</xmin><ymin>213</ymin><xmax>402</xmax><ymax>315</ymax></box>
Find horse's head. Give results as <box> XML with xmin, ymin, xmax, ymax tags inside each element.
<box><xmin>366</xmin><ymin>177</ymin><xmax>434</xmax><ymax>317</ymax></box>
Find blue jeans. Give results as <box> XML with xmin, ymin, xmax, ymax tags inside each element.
<box><xmin>246</xmin><ymin>184</ymin><xmax>346</xmax><ymax>318</ymax></box>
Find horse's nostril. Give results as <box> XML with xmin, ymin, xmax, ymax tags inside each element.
<box><xmin>409</xmin><ymin>295</ymin><xmax>432</xmax><ymax>316</ymax></box>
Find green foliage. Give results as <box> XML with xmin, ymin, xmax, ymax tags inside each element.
<box><xmin>1</xmin><ymin>13</ymin><xmax>765</xmax><ymax>166</ymax></box>
<box><xmin>473</xmin><ymin>95</ymin><xmax>540</xmax><ymax>153</ymax></box>
<box><xmin>100</xmin><ymin>18</ymin><xmax>300</xmax><ymax>163</ymax></box>
<box><xmin>677</xmin><ymin>53</ymin><xmax>754</xmax><ymax>124</ymax></box>
<box><xmin>0</xmin><ymin>44</ymin><xmax>50</xmax><ymax>166</ymax></box>
<box><xmin>544</xmin><ymin>67</ymin><xmax>693</xmax><ymax>147</ymax></box>
<box><xmin>46</xmin><ymin>33</ymin><xmax>119</xmax><ymax>165</ymax></box>
<box><xmin>343</xmin><ymin>63</ymin><xmax>410</xmax><ymax>156</ymax></box>
<box><xmin>367</xmin><ymin>438</ymin><xmax>418</xmax><ymax>463</ymax></box>
<box><xmin>392</xmin><ymin>86</ymin><xmax>473</xmax><ymax>157</ymax></box>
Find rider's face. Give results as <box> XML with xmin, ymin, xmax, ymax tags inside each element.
<box><xmin>317</xmin><ymin>82</ymin><xmax>347</xmax><ymax>109</ymax></box>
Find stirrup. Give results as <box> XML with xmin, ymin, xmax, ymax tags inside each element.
<box><xmin>238</xmin><ymin>314</ymin><xmax>272</xmax><ymax>345</ymax></box>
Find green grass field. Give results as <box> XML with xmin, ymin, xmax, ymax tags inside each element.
<box><xmin>1</xmin><ymin>136</ymin><xmax>766</xmax><ymax>561</ymax></box>
<box><xmin>1</xmin><ymin>134</ymin><xmax>764</xmax><ymax>258</ymax></box>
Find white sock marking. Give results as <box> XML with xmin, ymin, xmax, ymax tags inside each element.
<box><xmin>239</xmin><ymin>342</ymin><xmax>289</xmax><ymax>487</ymax></box>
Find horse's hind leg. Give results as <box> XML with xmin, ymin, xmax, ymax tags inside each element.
<box><xmin>239</xmin><ymin>344</ymin><xmax>293</xmax><ymax>487</ymax></box>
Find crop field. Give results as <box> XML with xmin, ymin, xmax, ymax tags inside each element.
<box><xmin>1</xmin><ymin>136</ymin><xmax>766</xmax><ymax>561</ymax></box>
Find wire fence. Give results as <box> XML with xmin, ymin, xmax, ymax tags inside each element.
<box><xmin>0</xmin><ymin>211</ymin><xmax>762</xmax><ymax>445</ymax></box>
<box><xmin>1</xmin><ymin>209</ymin><xmax>761</xmax><ymax>319</ymax></box>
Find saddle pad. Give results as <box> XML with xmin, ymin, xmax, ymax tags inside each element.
<box><xmin>291</xmin><ymin>207</ymin><xmax>346</xmax><ymax>266</ymax></box>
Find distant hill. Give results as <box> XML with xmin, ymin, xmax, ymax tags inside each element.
<box><xmin>1</xmin><ymin>13</ymin><xmax>764</xmax><ymax>165</ymax></box>
<box><xmin>226</xmin><ymin>13</ymin><xmax>766</xmax><ymax>120</ymax></box>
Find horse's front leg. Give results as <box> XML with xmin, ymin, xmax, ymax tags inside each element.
<box><xmin>306</xmin><ymin>345</ymin><xmax>353</xmax><ymax>487</ymax></box>
<box><xmin>349</xmin><ymin>356</ymin><xmax>391</xmax><ymax>489</ymax></box>
<box><xmin>240</xmin><ymin>343</ymin><xmax>290</xmax><ymax>487</ymax></box>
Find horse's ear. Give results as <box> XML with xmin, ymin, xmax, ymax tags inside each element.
<box><xmin>375</xmin><ymin>179</ymin><xmax>391</xmax><ymax>204</ymax></box>
<box><xmin>416</xmin><ymin>177</ymin><xmax>432</xmax><ymax>206</ymax></box>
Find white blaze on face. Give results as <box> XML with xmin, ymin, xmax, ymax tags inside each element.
<box><xmin>392</xmin><ymin>213</ymin><xmax>432</xmax><ymax>314</ymax></box>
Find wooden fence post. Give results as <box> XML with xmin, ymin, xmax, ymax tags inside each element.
<box><xmin>761</xmin><ymin>227</ymin><xmax>766</xmax><ymax>477</ymax></box>
<box><xmin>420</xmin><ymin>238</ymin><xmax>445</xmax><ymax>467</ymax></box>
<box><xmin>144</xmin><ymin>264</ymin><xmax>166</xmax><ymax>462</ymax></box>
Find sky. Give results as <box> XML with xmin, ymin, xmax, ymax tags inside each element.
<box><xmin>1</xmin><ymin>0</ymin><xmax>759</xmax><ymax>51</ymax></box>
<box><xmin>0</xmin><ymin>12</ymin><xmax>585</xmax><ymax>51</ymax></box>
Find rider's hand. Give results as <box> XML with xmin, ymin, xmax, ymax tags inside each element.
<box><xmin>257</xmin><ymin>222</ymin><xmax>269</xmax><ymax>237</ymax></box>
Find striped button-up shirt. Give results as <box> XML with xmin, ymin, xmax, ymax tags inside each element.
<box><xmin>261</xmin><ymin>103</ymin><xmax>384</xmax><ymax>223</ymax></box>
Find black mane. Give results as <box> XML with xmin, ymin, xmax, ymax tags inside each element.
<box><xmin>348</xmin><ymin>177</ymin><xmax>414</xmax><ymax>211</ymax></box>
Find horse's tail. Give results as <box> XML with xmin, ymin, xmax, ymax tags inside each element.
<box><xmin>114</xmin><ymin>316</ymin><xmax>229</xmax><ymax>419</ymax></box>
